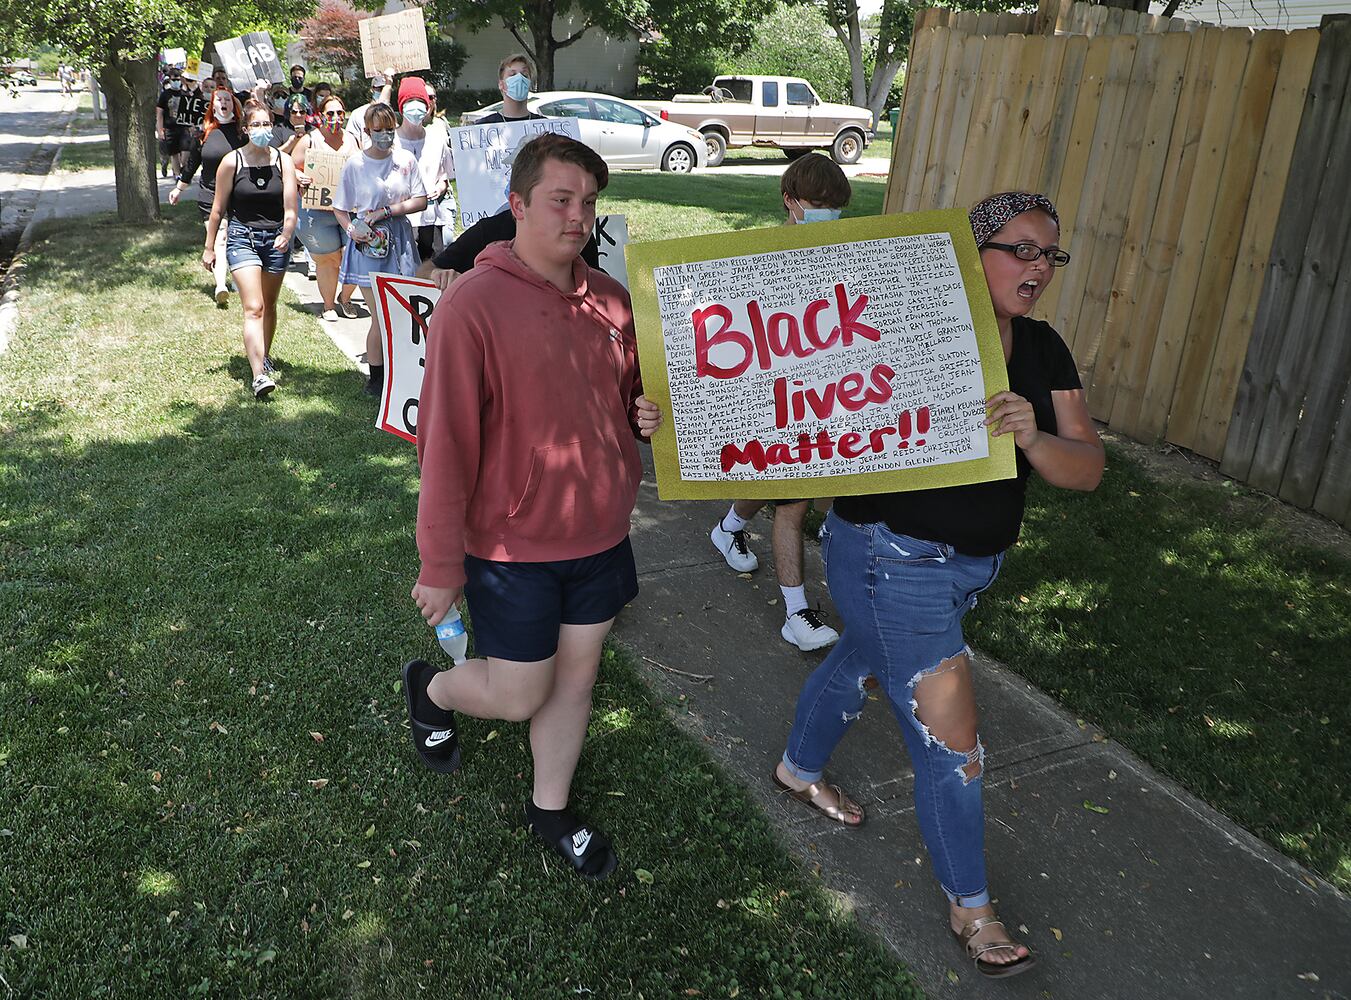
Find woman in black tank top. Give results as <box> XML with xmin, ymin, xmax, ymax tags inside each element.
<box><xmin>204</xmin><ymin>100</ymin><xmax>298</xmax><ymax>400</ymax></box>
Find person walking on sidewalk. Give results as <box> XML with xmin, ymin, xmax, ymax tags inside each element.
<box><xmin>404</xmin><ymin>134</ymin><xmax>662</xmax><ymax>880</ymax></box>
<box><xmin>393</xmin><ymin>76</ymin><xmax>451</xmax><ymax>262</ymax></box>
<box><xmin>331</xmin><ymin>102</ymin><xmax>427</xmax><ymax>397</ymax></box>
<box><xmin>202</xmin><ymin>100</ymin><xmax>299</xmax><ymax>400</ymax></box>
<box><xmin>709</xmin><ymin>154</ymin><xmax>852</xmax><ymax>652</ymax></box>
<box><xmin>772</xmin><ymin>192</ymin><xmax>1104</xmax><ymax>979</ymax></box>
<box><xmin>292</xmin><ymin>94</ymin><xmax>360</xmax><ymax>321</ymax></box>
<box><xmin>170</xmin><ymin>88</ymin><xmax>245</xmax><ymax>307</ymax></box>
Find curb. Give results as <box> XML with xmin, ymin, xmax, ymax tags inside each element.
<box><xmin>0</xmin><ymin>94</ymin><xmax>82</xmax><ymax>357</ymax></box>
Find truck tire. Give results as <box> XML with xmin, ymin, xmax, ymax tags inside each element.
<box><xmin>783</xmin><ymin>148</ymin><xmax>812</xmax><ymax>160</ymax></box>
<box><xmin>831</xmin><ymin>129</ymin><xmax>864</xmax><ymax>165</ymax></box>
<box><xmin>662</xmin><ymin>142</ymin><xmax>697</xmax><ymax>173</ymax></box>
<box><xmin>702</xmin><ymin>130</ymin><xmax>727</xmax><ymax>167</ymax></box>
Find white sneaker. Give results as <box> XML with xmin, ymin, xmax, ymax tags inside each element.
<box><xmin>781</xmin><ymin>608</ymin><xmax>839</xmax><ymax>651</ymax></box>
<box><xmin>321</xmin><ymin>308</ymin><xmax>339</xmax><ymax>322</ymax></box>
<box><xmin>711</xmin><ymin>521</ymin><xmax>758</xmax><ymax>572</ymax></box>
<box><xmin>251</xmin><ymin>374</ymin><xmax>276</xmax><ymax>400</ymax></box>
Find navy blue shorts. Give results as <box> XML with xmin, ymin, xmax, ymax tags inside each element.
<box><xmin>464</xmin><ymin>537</ymin><xmax>639</xmax><ymax>663</ymax></box>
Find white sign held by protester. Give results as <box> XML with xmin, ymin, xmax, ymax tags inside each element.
<box><xmin>593</xmin><ymin>214</ymin><xmax>629</xmax><ymax>289</ymax></box>
<box><xmin>449</xmin><ymin>117</ymin><xmax>583</xmax><ymax>228</ymax></box>
<box><xmin>359</xmin><ymin>8</ymin><xmax>432</xmax><ymax>77</ymax></box>
<box><xmin>372</xmin><ymin>273</ymin><xmax>441</xmax><ymax>443</ymax></box>
<box><xmin>162</xmin><ymin>48</ymin><xmax>187</xmax><ymax>67</ymax></box>
<box><xmin>215</xmin><ymin>32</ymin><xmax>285</xmax><ymax>90</ymax></box>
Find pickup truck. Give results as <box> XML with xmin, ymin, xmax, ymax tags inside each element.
<box><xmin>639</xmin><ymin>76</ymin><xmax>873</xmax><ymax>167</ymax></box>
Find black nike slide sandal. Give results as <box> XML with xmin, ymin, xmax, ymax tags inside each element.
<box><xmin>524</xmin><ymin>804</ymin><xmax>618</xmax><ymax>881</ymax></box>
<box><xmin>402</xmin><ymin>659</ymin><xmax>461</xmax><ymax>774</ymax></box>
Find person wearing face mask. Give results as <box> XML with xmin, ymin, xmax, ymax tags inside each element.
<box><xmin>288</xmin><ymin>64</ymin><xmax>312</xmax><ymax>103</ymax></box>
<box><xmin>203</xmin><ymin>99</ymin><xmax>299</xmax><ymax>400</ymax></box>
<box><xmin>156</xmin><ymin>69</ymin><xmax>193</xmax><ymax>178</ymax></box>
<box><xmin>708</xmin><ymin>153</ymin><xmax>851</xmax><ymax>652</ymax></box>
<box><xmin>193</xmin><ymin>77</ymin><xmax>217</xmax><ymax>139</ymax></box>
<box><xmin>171</xmin><ymin>89</ymin><xmax>247</xmax><ymax>307</ymax></box>
<box><xmin>292</xmin><ymin>95</ymin><xmax>361</xmax><ymax>321</ymax></box>
<box><xmin>332</xmin><ymin>102</ymin><xmax>428</xmax><ymax>396</ymax></box>
<box><xmin>312</xmin><ymin>82</ymin><xmax>333</xmax><ymax>109</ymax></box>
<box><xmin>475</xmin><ymin>54</ymin><xmax>545</xmax><ymax>124</ymax></box>
<box><xmin>346</xmin><ymin>70</ymin><xmax>395</xmax><ymax>150</ymax></box>
<box><xmin>393</xmin><ymin>77</ymin><xmax>451</xmax><ymax>261</ymax></box>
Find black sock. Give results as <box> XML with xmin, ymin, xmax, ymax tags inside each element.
<box><xmin>525</xmin><ymin>799</ymin><xmax>574</xmax><ymax>843</ymax></box>
<box><xmin>367</xmin><ymin>364</ymin><xmax>384</xmax><ymax>384</ymax></box>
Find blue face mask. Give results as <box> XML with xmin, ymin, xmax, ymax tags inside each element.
<box><xmin>504</xmin><ymin>72</ymin><xmax>530</xmax><ymax>102</ymax></box>
<box><xmin>793</xmin><ymin>200</ymin><xmax>842</xmax><ymax>224</ymax></box>
<box><xmin>370</xmin><ymin>130</ymin><xmax>395</xmax><ymax>150</ymax></box>
<box><xmin>248</xmin><ymin>127</ymin><xmax>273</xmax><ymax>148</ymax></box>
<box><xmin>402</xmin><ymin>102</ymin><xmax>428</xmax><ymax>125</ymax></box>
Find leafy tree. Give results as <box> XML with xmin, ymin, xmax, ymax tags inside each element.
<box><xmin>817</xmin><ymin>0</ymin><xmax>911</xmax><ymax>123</ymax></box>
<box><xmin>299</xmin><ymin>0</ymin><xmax>365</xmax><ymax>82</ymax></box>
<box><xmin>5</xmin><ymin>0</ymin><xmax>313</xmax><ymax>224</ymax></box>
<box><xmin>638</xmin><ymin>0</ymin><xmax>776</xmax><ymax>97</ymax></box>
<box><xmin>728</xmin><ymin>3</ymin><xmax>854</xmax><ymax>104</ymax></box>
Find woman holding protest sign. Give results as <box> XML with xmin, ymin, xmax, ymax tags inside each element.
<box><xmin>332</xmin><ymin>102</ymin><xmax>427</xmax><ymax>398</ymax></box>
<box><xmin>293</xmin><ymin>94</ymin><xmax>361</xmax><ymax>322</ymax></box>
<box><xmin>770</xmin><ymin>192</ymin><xmax>1104</xmax><ymax>980</ymax></box>
<box><xmin>171</xmin><ymin>87</ymin><xmax>245</xmax><ymax>307</ymax></box>
<box><xmin>202</xmin><ymin>99</ymin><xmax>299</xmax><ymax>400</ymax></box>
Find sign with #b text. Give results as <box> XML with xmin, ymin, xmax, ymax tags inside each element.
<box><xmin>299</xmin><ymin>146</ymin><xmax>349</xmax><ymax>212</ymax></box>
<box><xmin>215</xmin><ymin>32</ymin><xmax>285</xmax><ymax>90</ymax></box>
<box><xmin>626</xmin><ymin>208</ymin><xmax>1016</xmax><ymax>500</ymax></box>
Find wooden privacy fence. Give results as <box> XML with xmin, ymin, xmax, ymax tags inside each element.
<box><xmin>886</xmin><ymin>1</ymin><xmax>1351</xmax><ymax>528</ymax></box>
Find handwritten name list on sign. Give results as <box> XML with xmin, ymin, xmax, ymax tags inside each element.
<box><xmin>628</xmin><ymin>209</ymin><xmax>1015</xmax><ymax>500</ymax></box>
<box><xmin>359</xmin><ymin>8</ymin><xmax>431</xmax><ymax>77</ymax></box>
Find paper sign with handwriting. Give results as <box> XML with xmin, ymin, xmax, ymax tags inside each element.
<box><xmin>626</xmin><ymin>209</ymin><xmax>1015</xmax><ymax>500</ymax></box>
<box><xmin>359</xmin><ymin>8</ymin><xmax>432</xmax><ymax>77</ymax></box>
<box><xmin>299</xmin><ymin>146</ymin><xmax>349</xmax><ymax>212</ymax></box>
<box><xmin>372</xmin><ymin>273</ymin><xmax>440</xmax><ymax>443</ymax></box>
<box><xmin>449</xmin><ymin>117</ymin><xmax>583</xmax><ymax>227</ymax></box>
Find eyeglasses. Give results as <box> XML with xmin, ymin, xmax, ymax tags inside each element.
<box><xmin>322</xmin><ymin>111</ymin><xmax>346</xmax><ymax>120</ymax></box>
<box><xmin>982</xmin><ymin>241</ymin><xmax>1071</xmax><ymax>267</ymax></box>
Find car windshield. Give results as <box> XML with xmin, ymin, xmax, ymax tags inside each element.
<box><xmin>712</xmin><ymin>78</ymin><xmax>752</xmax><ymax>103</ymax></box>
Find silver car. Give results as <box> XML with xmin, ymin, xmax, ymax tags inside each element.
<box><xmin>462</xmin><ymin>91</ymin><xmax>707</xmax><ymax>173</ymax></box>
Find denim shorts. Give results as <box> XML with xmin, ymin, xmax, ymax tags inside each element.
<box><xmin>225</xmin><ymin>220</ymin><xmax>290</xmax><ymax>274</ymax></box>
<box><xmin>296</xmin><ymin>208</ymin><xmax>346</xmax><ymax>256</ymax></box>
<box><xmin>463</xmin><ymin>537</ymin><xmax>639</xmax><ymax>663</ymax></box>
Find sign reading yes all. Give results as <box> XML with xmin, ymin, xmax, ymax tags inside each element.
<box><xmin>371</xmin><ymin>216</ymin><xmax>631</xmax><ymax>442</ymax></box>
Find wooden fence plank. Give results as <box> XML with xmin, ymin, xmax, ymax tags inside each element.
<box><xmin>1035</xmin><ymin>35</ymin><xmax>1091</xmax><ymax>195</ymax></box>
<box><xmin>1050</xmin><ymin>34</ymin><xmax>1140</xmax><ymax>358</ymax></box>
<box><xmin>1135</xmin><ymin>28</ymin><xmax>1254</xmax><ymax>441</ymax></box>
<box><xmin>1032</xmin><ymin>35</ymin><xmax>1113</xmax><ymax>324</ymax></box>
<box><xmin>993</xmin><ymin>34</ymin><xmax>1046</xmax><ymax>192</ymax></box>
<box><xmin>1109</xmin><ymin>27</ymin><xmax>1224</xmax><ymax>435</ymax></box>
<box><xmin>976</xmin><ymin>11</ymin><xmax>1000</xmax><ymax>35</ymax></box>
<box><xmin>1248</xmin><ymin>70</ymin><xmax>1351</xmax><ymax>493</ymax></box>
<box><xmin>1283</xmin><ymin>222</ymin><xmax>1351</xmax><ymax>508</ymax></box>
<box><xmin>901</xmin><ymin>27</ymin><xmax>953</xmax><ymax>213</ymax></box>
<box><xmin>885</xmin><ymin>26</ymin><xmax>938</xmax><ymax>214</ymax></box>
<box><xmin>1120</xmin><ymin>9</ymin><xmax>1143</xmax><ymax>34</ymax></box>
<box><xmin>934</xmin><ymin>35</ymin><xmax>987</xmax><ymax>209</ymax></box>
<box><xmin>1071</xmin><ymin>32</ymin><xmax>1162</xmax><ymax>385</ymax></box>
<box><xmin>1091</xmin><ymin>4</ymin><xmax>1110</xmax><ymax>35</ymax></box>
<box><xmin>919</xmin><ymin>31</ymin><xmax>969</xmax><ymax>209</ymax></box>
<box><xmin>1221</xmin><ymin>17</ymin><xmax>1351</xmax><ymax>479</ymax></box>
<box><xmin>955</xmin><ymin>34</ymin><xmax>1026</xmax><ymax>208</ymax></box>
<box><xmin>1312</xmin><ymin>400</ymin><xmax>1351</xmax><ymax>526</ymax></box>
<box><xmin>1195</xmin><ymin>29</ymin><xmax>1322</xmax><ymax>458</ymax></box>
<box><xmin>1090</xmin><ymin>31</ymin><xmax>1194</xmax><ymax>419</ymax></box>
<box><xmin>1165</xmin><ymin>28</ymin><xmax>1284</xmax><ymax>455</ymax></box>
<box><xmin>995</xmin><ymin>11</ymin><xmax>1023</xmax><ymax>35</ymax></box>
<box><xmin>1013</xmin><ymin>34</ymin><xmax>1071</xmax><ymax>187</ymax></box>
<box><xmin>1105</xmin><ymin>7</ymin><xmax>1126</xmax><ymax>34</ymax></box>
<box><xmin>953</xmin><ymin>11</ymin><xmax>978</xmax><ymax>33</ymax></box>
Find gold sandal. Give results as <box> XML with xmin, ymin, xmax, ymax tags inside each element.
<box><xmin>772</xmin><ymin>769</ymin><xmax>866</xmax><ymax>826</ymax></box>
<box><xmin>952</xmin><ymin>915</ymin><xmax>1037</xmax><ymax>979</ymax></box>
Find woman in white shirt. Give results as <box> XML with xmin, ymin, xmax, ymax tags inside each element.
<box><xmin>394</xmin><ymin>77</ymin><xmax>453</xmax><ymax>260</ymax></box>
<box><xmin>332</xmin><ymin>102</ymin><xmax>427</xmax><ymax>397</ymax></box>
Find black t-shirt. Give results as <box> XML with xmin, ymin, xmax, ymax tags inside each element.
<box><xmin>181</xmin><ymin>122</ymin><xmax>244</xmax><ymax>203</ymax></box>
<box><xmin>433</xmin><ymin>208</ymin><xmax>600</xmax><ymax>272</ymax></box>
<box><xmin>181</xmin><ymin>89</ymin><xmax>207</xmax><ymax>130</ymax></box>
<box><xmin>474</xmin><ymin>111</ymin><xmax>546</xmax><ymax>124</ymax></box>
<box><xmin>157</xmin><ymin>88</ymin><xmax>190</xmax><ymax>132</ymax></box>
<box><xmin>834</xmin><ymin>316</ymin><xmax>1083</xmax><ymax>557</ymax></box>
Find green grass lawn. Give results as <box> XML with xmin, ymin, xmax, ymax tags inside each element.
<box><xmin>0</xmin><ymin>207</ymin><xmax>921</xmax><ymax>998</ymax></box>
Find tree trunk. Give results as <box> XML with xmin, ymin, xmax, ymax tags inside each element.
<box><xmin>865</xmin><ymin>60</ymin><xmax>905</xmax><ymax>123</ymax></box>
<box><xmin>527</xmin><ymin>2</ymin><xmax>558</xmax><ymax>90</ymax></box>
<box><xmin>98</xmin><ymin>57</ymin><xmax>160</xmax><ymax>225</ymax></box>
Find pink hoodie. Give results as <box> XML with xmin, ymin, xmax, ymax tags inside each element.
<box><xmin>415</xmin><ymin>241</ymin><xmax>644</xmax><ymax>590</ymax></box>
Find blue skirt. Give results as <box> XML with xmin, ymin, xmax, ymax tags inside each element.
<box><xmin>339</xmin><ymin>215</ymin><xmax>421</xmax><ymax>287</ymax></box>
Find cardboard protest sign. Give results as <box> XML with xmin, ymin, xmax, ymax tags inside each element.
<box><xmin>359</xmin><ymin>8</ymin><xmax>432</xmax><ymax>77</ymax></box>
<box><xmin>449</xmin><ymin>117</ymin><xmax>583</xmax><ymax>228</ymax></box>
<box><xmin>372</xmin><ymin>273</ymin><xmax>441</xmax><ymax>443</ymax></box>
<box><xmin>299</xmin><ymin>146</ymin><xmax>349</xmax><ymax>212</ymax></box>
<box><xmin>626</xmin><ymin>208</ymin><xmax>1015</xmax><ymax>500</ymax></box>
<box><xmin>184</xmin><ymin>56</ymin><xmax>203</xmax><ymax>80</ymax></box>
<box><xmin>162</xmin><ymin>48</ymin><xmax>187</xmax><ymax>67</ymax></box>
<box><xmin>594</xmin><ymin>214</ymin><xmax>629</xmax><ymax>289</ymax></box>
<box><xmin>215</xmin><ymin>32</ymin><xmax>285</xmax><ymax>90</ymax></box>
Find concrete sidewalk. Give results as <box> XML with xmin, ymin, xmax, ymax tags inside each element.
<box><xmin>27</xmin><ymin>128</ymin><xmax>1351</xmax><ymax>1000</ymax></box>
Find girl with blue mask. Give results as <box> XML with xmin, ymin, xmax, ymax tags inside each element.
<box><xmin>395</xmin><ymin>77</ymin><xmax>451</xmax><ymax>266</ymax></box>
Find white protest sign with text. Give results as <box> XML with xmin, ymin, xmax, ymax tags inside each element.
<box><xmin>372</xmin><ymin>273</ymin><xmax>441</xmax><ymax>443</ymax></box>
<box><xmin>593</xmin><ymin>214</ymin><xmax>629</xmax><ymax>289</ymax></box>
<box><xmin>215</xmin><ymin>32</ymin><xmax>285</xmax><ymax>90</ymax></box>
<box><xmin>300</xmin><ymin>146</ymin><xmax>349</xmax><ymax>212</ymax></box>
<box><xmin>162</xmin><ymin>48</ymin><xmax>187</xmax><ymax>67</ymax></box>
<box><xmin>449</xmin><ymin>117</ymin><xmax>583</xmax><ymax>228</ymax></box>
<box><xmin>359</xmin><ymin>8</ymin><xmax>431</xmax><ymax>77</ymax></box>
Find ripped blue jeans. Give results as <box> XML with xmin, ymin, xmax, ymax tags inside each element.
<box><xmin>782</xmin><ymin>510</ymin><xmax>1004</xmax><ymax>906</ymax></box>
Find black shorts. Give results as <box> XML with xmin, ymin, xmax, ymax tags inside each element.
<box><xmin>159</xmin><ymin>130</ymin><xmax>192</xmax><ymax>156</ymax></box>
<box><xmin>463</xmin><ymin>537</ymin><xmax>638</xmax><ymax>663</ymax></box>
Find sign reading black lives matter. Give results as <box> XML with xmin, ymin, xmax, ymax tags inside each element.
<box><xmin>215</xmin><ymin>32</ymin><xmax>285</xmax><ymax>91</ymax></box>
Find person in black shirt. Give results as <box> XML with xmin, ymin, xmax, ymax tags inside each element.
<box><xmin>773</xmin><ymin>192</ymin><xmax>1103</xmax><ymax>980</ymax></box>
<box><xmin>288</xmin><ymin>64</ymin><xmax>312</xmax><ymax>104</ymax></box>
<box><xmin>416</xmin><ymin>207</ymin><xmax>599</xmax><ymax>289</ymax></box>
<box><xmin>156</xmin><ymin>68</ymin><xmax>193</xmax><ymax>178</ymax></box>
<box><xmin>474</xmin><ymin>53</ymin><xmax>546</xmax><ymax>125</ymax></box>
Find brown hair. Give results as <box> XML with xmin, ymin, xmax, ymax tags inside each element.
<box><xmin>320</xmin><ymin>94</ymin><xmax>347</xmax><ymax>115</ymax></box>
<box><xmin>498</xmin><ymin>53</ymin><xmax>534</xmax><ymax>80</ymax></box>
<box><xmin>364</xmin><ymin>102</ymin><xmax>398</xmax><ymax>132</ymax></box>
<box><xmin>509</xmin><ymin>133</ymin><xmax>608</xmax><ymax>202</ymax></box>
<box><xmin>781</xmin><ymin>152</ymin><xmax>851</xmax><ymax>209</ymax></box>
<box><xmin>241</xmin><ymin>98</ymin><xmax>271</xmax><ymax>127</ymax></box>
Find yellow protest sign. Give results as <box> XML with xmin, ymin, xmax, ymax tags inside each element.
<box><xmin>299</xmin><ymin>146</ymin><xmax>349</xmax><ymax>212</ymax></box>
<box><xmin>359</xmin><ymin>8</ymin><xmax>432</xmax><ymax>77</ymax></box>
<box><xmin>626</xmin><ymin>208</ymin><xmax>1015</xmax><ymax>500</ymax></box>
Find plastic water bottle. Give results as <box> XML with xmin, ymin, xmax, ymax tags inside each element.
<box><xmin>434</xmin><ymin>606</ymin><xmax>468</xmax><ymax>664</ymax></box>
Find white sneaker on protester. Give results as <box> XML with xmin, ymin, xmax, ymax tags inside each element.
<box><xmin>781</xmin><ymin>608</ymin><xmax>839</xmax><ymax>651</ymax></box>
<box><xmin>711</xmin><ymin>521</ymin><xmax>759</xmax><ymax>572</ymax></box>
<box><xmin>251</xmin><ymin>374</ymin><xmax>276</xmax><ymax>400</ymax></box>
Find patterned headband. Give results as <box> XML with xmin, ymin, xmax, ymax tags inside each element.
<box><xmin>969</xmin><ymin>192</ymin><xmax>1060</xmax><ymax>247</ymax></box>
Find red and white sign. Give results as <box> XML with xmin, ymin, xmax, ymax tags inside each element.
<box><xmin>371</xmin><ymin>273</ymin><xmax>440</xmax><ymax>443</ymax></box>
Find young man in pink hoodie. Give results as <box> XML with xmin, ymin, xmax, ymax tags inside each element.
<box><xmin>405</xmin><ymin>134</ymin><xmax>662</xmax><ymax>880</ymax></box>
